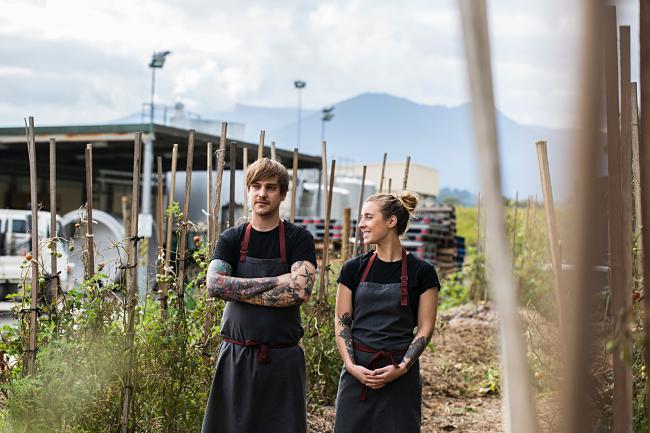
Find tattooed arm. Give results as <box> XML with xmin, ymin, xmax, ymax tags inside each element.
<box><xmin>243</xmin><ymin>261</ymin><xmax>316</xmax><ymax>307</ymax></box>
<box><xmin>206</xmin><ymin>259</ymin><xmax>285</xmax><ymax>302</ymax></box>
<box><xmin>373</xmin><ymin>287</ymin><xmax>439</xmax><ymax>384</ymax></box>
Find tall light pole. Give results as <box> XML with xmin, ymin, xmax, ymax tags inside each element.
<box><xmin>321</xmin><ymin>106</ymin><xmax>335</xmax><ymax>143</ymax></box>
<box><xmin>149</xmin><ymin>51</ymin><xmax>171</xmax><ymax>130</ymax></box>
<box><xmin>294</xmin><ymin>80</ymin><xmax>306</xmax><ymax>148</ymax></box>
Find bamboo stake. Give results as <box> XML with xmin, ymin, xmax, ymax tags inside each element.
<box><xmin>387</xmin><ymin>178</ymin><xmax>392</xmax><ymax>194</ymax></box>
<box><xmin>458</xmin><ymin>2</ymin><xmax>539</xmax><ymax>432</ymax></box>
<box><xmin>352</xmin><ymin>166</ymin><xmax>367</xmax><ymax>258</ymax></box>
<box><xmin>121</xmin><ymin>132</ymin><xmax>142</xmax><ymax>433</ymax></box>
<box><xmin>207</xmin><ymin>142</ymin><xmax>213</xmax><ymax>247</ymax></box>
<box><xmin>228</xmin><ymin>142</ymin><xmax>236</xmax><ymax>228</ymax></box>
<box><xmin>212</xmin><ymin>123</ymin><xmax>227</xmax><ymax>249</ymax></box>
<box><xmin>25</xmin><ymin>117</ymin><xmax>38</xmax><ymax>376</ymax></box>
<box><xmin>271</xmin><ymin>141</ymin><xmax>277</xmax><ymax>161</ymax></box>
<box><xmin>342</xmin><ymin>207</ymin><xmax>351</xmax><ymax>261</ymax></box>
<box><xmin>632</xmin><ymin>82</ymin><xmax>643</xmax><ymax>272</ymax></box>
<box><xmin>176</xmin><ymin>130</ymin><xmax>195</xmax><ymax>304</ymax></box>
<box><xmin>536</xmin><ymin>142</ymin><xmax>564</xmax><ymax>330</ymax></box>
<box><xmin>242</xmin><ymin>146</ymin><xmax>249</xmax><ymax>219</ymax></box>
<box><xmin>321</xmin><ymin>141</ymin><xmax>329</xmax><ymax>218</ymax></box>
<box><xmin>291</xmin><ymin>148</ymin><xmax>298</xmax><ymax>223</ymax></box>
<box><xmin>563</xmin><ymin>1</ymin><xmax>602</xmax><ymax>430</ymax></box>
<box><xmin>319</xmin><ymin>160</ymin><xmax>336</xmax><ymax>303</ymax></box>
<box><xmin>614</xmin><ymin>23</ymin><xmax>634</xmax><ymax>433</ymax></box>
<box><xmin>85</xmin><ymin>144</ymin><xmax>95</xmax><ymax>278</ymax></box>
<box><xmin>49</xmin><ymin>138</ymin><xmax>58</xmax><ymax>305</ymax></box>
<box><xmin>156</xmin><ymin>157</ymin><xmax>164</xmax><ymax>279</ymax></box>
<box><xmin>161</xmin><ymin>143</ymin><xmax>178</xmax><ymax>312</ymax></box>
<box><xmin>379</xmin><ymin>153</ymin><xmax>387</xmax><ymax>193</ymax></box>
<box><xmin>258</xmin><ymin>130</ymin><xmax>265</xmax><ymax>160</ymax></box>
<box><xmin>402</xmin><ymin>156</ymin><xmax>411</xmax><ymax>191</ymax></box>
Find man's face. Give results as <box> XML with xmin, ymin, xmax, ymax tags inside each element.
<box><xmin>248</xmin><ymin>176</ymin><xmax>287</xmax><ymax>217</ymax></box>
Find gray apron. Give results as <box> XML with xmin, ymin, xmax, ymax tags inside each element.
<box><xmin>334</xmin><ymin>249</ymin><xmax>422</xmax><ymax>433</ymax></box>
<box><xmin>201</xmin><ymin>221</ymin><xmax>307</xmax><ymax>433</ymax></box>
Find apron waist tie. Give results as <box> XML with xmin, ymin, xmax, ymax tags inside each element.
<box><xmin>353</xmin><ymin>341</ymin><xmax>406</xmax><ymax>401</ymax></box>
<box><xmin>223</xmin><ymin>337</ymin><xmax>296</xmax><ymax>363</ymax></box>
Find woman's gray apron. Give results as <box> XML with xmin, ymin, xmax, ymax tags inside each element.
<box><xmin>334</xmin><ymin>249</ymin><xmax>421</xmax><ymax>433</ymax></box>
<box><xmin>201</xmin><ymin>221</ymin><xmax>307</xmax><ymax>433</ymax></box>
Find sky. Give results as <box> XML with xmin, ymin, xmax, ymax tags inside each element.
<box><xmin>0</xmin><ymin>0</ymin><xmax>640</xmax><ymax>130</ymax></box>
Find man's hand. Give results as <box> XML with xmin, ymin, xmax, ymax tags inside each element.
<box><xmin>244</xmin><ymin>261</ymin><xmax>316</xmax><ymax>307</ymax></box>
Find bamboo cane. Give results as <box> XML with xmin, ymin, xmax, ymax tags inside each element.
<box><xmin>342</xmin><ymin>207</ymin><xmax>351</xmax><ymax>261</ymax></box>
<box><xmin>176</xmin><ymin>130</ymin><xmax>195</xmax><ymax>304</ymax></box>
<box><xmin>271</xmin><ymin>141</ymin><xmax>277</xmax><ymax>161</ymax></box>
<box><xmin>25</xmin><ymin>117</ymin><xmax>38</xmax><ymax>376</ymax></box>
<box><xmin>321</xmin><ymin>141</ymin><xmax>329</xmax><ymax>218</ymax></box>
<box><xmin>162</xmin><ymin>143</ymin><xmax>178</xmax><ymax>312</ymax></box>
<box><xmin>242</xmin><ymin>147</ymin><xmax>249</xmax><ymax>219</ymax></box>
<box><xmin>120</xmin><ymin>132</ymin><xmax>142</xmax><ymax>433</ymax></box>
<box><xmin>85</xmin><ymin>144</ymin><xmax>95</xmax><ymax>278</ymax></box>
<box><xmin>258</xmin><ymin>130</ymin><xmax>265</xmax><ymax>160</ymax></box>
<box><xmin>632</xmin><ymin>82</ymin><xmax>643</xmax><ymax>272</ymax></box>
<box><xmin>458</xmin><ymin>2</ymin><xmax>539</xmax><ymax>431</ymax></box>
<box><xmin>157</xmin><ymin>156</ymin><xmax>164</xmax><ymax>270</ymax></box>
<box><xmin>291</xmin><ymin>148</ymin><xmax>298</xmax><ymax>223</ymax></box>
<box><xmin>387</xmin><ymin>178</ymin><xmax>392</xmax><ymax>194</ymax></box>
<box><xmin>319</xmin><ymin>160</ymin><xmax>336</xmax><ymax>303</ymax></box>
<box><xmin>379</xmin><ymin>153</ymin><xmax>387</xmax><ymax>193</ymax></box>
<box><xmin>402</xmin><ymin>156</ymin><xmax>411</xmax><ymax>191</ymax></box>
<box><xmin>228</xmin><ymin>142</ymin><xmax>237</xmax><ymax>228</ymax></box>
<box><xmin>212</xmin><ymin>123</ymin><xmax>227</xmax><ymax>248</ymax></box>
<box><xmin>49</xmin><ymin>138</ymin><xmax>58</xmax><ymax>305</ymax></box>
<box><xmin>207</xmin><ymin>142</ymin><xmax>213</xmax><ymax>247</ymax></box>
<box><xmin>352</xmin><ymin>166</ymin><xmax>367</xmax><ymax>258</ymax></box>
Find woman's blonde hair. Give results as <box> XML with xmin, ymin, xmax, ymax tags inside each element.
<box><xmin>365</xmin><ymin>191</ymin><xmax>419</xmax><ymax>235</ymax></box>
<box><xmin>246</xmin><ymin>158</ymin><xmax>290</xmax><ymax>194</ymax></box>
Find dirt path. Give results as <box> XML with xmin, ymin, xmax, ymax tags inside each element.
<box><xmin>308</xmin><ymin>303</ymin><xmax>503</xmax><ymax>432</ymax></box>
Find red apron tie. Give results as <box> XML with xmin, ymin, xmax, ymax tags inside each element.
<box><xmin>240</xmin><ymin>220</ymin><xmax>287</xmax><ymax>263</ymax></box>
<box><xmin>359</xmin><ymin>248</ymin><xmax>409</xmax><ymax>306</ymax></box>
<box><xmin>353</xmin><ymin>341</ymin><xmax>406</xmax><ymax>401</ymax></box>
<box><xmin>222</xmin><ymin>337</ymin><xmax>297</xmax><ymax>363</ymax></box>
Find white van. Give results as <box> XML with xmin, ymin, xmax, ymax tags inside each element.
<box><xmin>0</xmin><ymin>209</ymin><xmax>70</xmax><ymax>299</ymax></box>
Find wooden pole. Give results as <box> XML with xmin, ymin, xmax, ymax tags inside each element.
<box><xmin>156</xmin><ymin>156</ymin><xmax>164</xmax><ymax>278</ymax></box>
<box><xmin>511</xmin><ymin>191</ymin><xmax>518</xmax><ymax>262</ymax></box>
<box><xmin>615</xmin><ymin>23</ymin><xmax>634</xmax><ymax>433</ymax></box>
<box><xmin>321</xmin><ymin>141</ymin><xmax>329</xmax><ymax>218</ymax></box>
<box><xmin>319</xmin><ymin>160</ymin><xmax>336</xmax><ymax>303</ymax></box>
<box><xmin>632</xmin><ymin>82</ymin><xmax>643</xmax><ymax>276</ymax></box>
<box><xmin>352</xmin><ymin>166</ymin><xmax>367</xmax><ymax>258</ymax></box>
<box><xmin>49</xmin><ymin>138</ymin><xmax>58</xmax><ymax>305</ymax></box>
<box><xmin>258</xmin><ymin>130</ymin><xmax>265</xmax><ymax>160</ymax></box>
<box><xmin>603</xmin><ymin>9</ymin><xmax>631</xmax><ymax>433</ymax></box>
<box><xmin>402</xmin><ymin>156</ymin><xmax>411</xmax><ymax>191</ymax></box>
<box><xmin>161</xmin><ymin>143</ymin><xmax>178</xmax><ymax>312</ymax></box>
<box><xmin>121</xmin><ymin>132</ymin><xmax>142</xmax><ymax>433</ymax></box>
<box><xmin>342</xmin><ymin>207</ymin><xmax>351</xmax><ymax>261</ymax></box>
<box><xmin>536</xmin><ymin>142</ymin><xmax>564</xmax><ymax>330</ymax></box>
<box><xmin>212</xmin><ymin>123</ymin><xmax>227</xmax><ymax>248</ymax></box>
<box><xmin>291</xmin><ymin>148</ymin><xmax>298</xmax><ymax>223</ymax></box>
<box><xmin>207</xmin><ymin>142</ymin><xmax>213</xmax><ymax>247</ymax></box>
<box><xmin>271</xmin><ymin>141</ymin><xmax>277</xmax><ymax>161</ymax></box>
<box><xmin>379</xmin><ymin>152</ymin><xmax>387</xmax><ymax>193</ymax></box>
<box><xmin>25</xmin><ymin>117</ymin><xmax>38</xmax><ymax>376</ymax></box>
<box><xmin>84</xmin><ymin>144</ymin><xmax>95</xmax><ymax>278</ymax></box>
<box><xmin>228</xmin><ymin>142</ymin><xmax>237</xmax><ymax>228</ymax></box>
<box><xmin>387</xmin><ymin>178</ymin><xmax>392</xmax><ymax>194</ymax></box>
<box><xmin>176</xmin><ymin>130</ymin><xmax>195</xmax><ymax>304</ymax></box>
<box><xmin>242</xmin><ymin>146</ymin><xmax>249</xmax><ymax>219</ymax></box>
<box><xmin>458</xmin><ymin>2</ymin><xmax>539</xmax><ymax>432</ymax></box>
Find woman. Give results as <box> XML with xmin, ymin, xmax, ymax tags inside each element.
<box><xmin>334</xmin><ymin>192</ymin><xmax>440</xmax><ymax>433</ymax></box>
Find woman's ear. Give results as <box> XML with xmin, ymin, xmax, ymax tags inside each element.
<box><xmin>388</xmin><ymin>214</ymin><xmax>398</xmax><ymax>229</ymax></box>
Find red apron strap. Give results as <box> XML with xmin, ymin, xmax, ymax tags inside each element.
<box><xmin>278</xmin><ymin>219</ymin><xmax>287</xmax><ymax>263</ymax></box>
<box><xmin>239</xmin><ymin>223</ymin><xmax>252</xmax><ymax>262</ymax></box>
<box><xmin>359</xmin><ymin>252</ymin><xmax>377</xmax><ymax>283</ymax></box>
<box><xmin>401</xmin><ymin>248</ymin><xmax>408</xmax><ymax>306</ymax></box>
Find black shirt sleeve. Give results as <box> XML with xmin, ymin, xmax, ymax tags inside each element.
<box><xmin>288</xmin><ymin>225</ymin><xmax>318</xmax><ymax>269</ymax></box>
<box><xmin>416</xmin><ymin>259</ymin><xmax>441</xmax><ymax>294</ymax></box>
<box><xmin>211</xmin><ymin>227</ymin><xmax>241</xmax><ymax>270</ymax></box>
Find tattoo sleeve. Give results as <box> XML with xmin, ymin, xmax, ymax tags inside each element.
<box><xmin>206</xmin><ymin>259</ymin><xmax>281</xmax><ymax>302</ymax></box>
<box><xmin>336</xmin><ymin>312</ymin><xmax>355</xmax><ymax>365</ymax></box>
<box><xmin>243</xmin><ymin>260</ymin><xmax>316</xmax><ymax>307</ymax></box>
<box><xmin>401</xmin><ymin>335</ymin><xmax>430</xmax><ymax>369</ymax></box>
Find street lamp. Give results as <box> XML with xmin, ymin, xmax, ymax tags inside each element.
<box><xmin>294</xmin><ymin>80</ymin><xmax>306</xmax><ymax>148</ymax></box>
<box><xmin>149</xmin><ymin>51</ymin><xmax>171</xmax><ymax>127</ymax></box>
<box><xmin>321</xmin><ymin>106</ymin><xmax>335</xmax><ymax>143</ymax></box>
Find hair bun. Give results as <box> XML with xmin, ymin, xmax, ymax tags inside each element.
<box><xmin>397</xmin><ymin>191</ymin><xmax>418</xmax><ymax>213</ymax></box>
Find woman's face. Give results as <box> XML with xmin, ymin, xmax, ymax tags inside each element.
<box><xmin>358</xmin><ymin>201</ymin><xmax>397</xmax><ymax>245</ymax></box>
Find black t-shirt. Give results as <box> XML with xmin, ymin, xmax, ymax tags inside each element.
<box><xmin>337</xmin><ymin>251</ymin><xmax>440</xmax><ymax>315</ymax></box>
<box><xmin>212</xmin><ymin>220</ymin><xmax>317</xmax><ymax>274</ymax></box>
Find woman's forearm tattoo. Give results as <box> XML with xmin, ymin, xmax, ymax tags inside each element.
<box><xmin>402</xmin><ymin>336</ymin><xmax>429</xmax><ymax>369</ymax></box>
<box><xmin>337</xmin><ymin>312</ymin><xmax>355</xmax><ymax>363</ymax></box>
<box><xmin>206</xmin><ymin>260</ymin><xmax>280</xmax><ymax>301</ymax></box>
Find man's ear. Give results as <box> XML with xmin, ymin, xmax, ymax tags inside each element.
<box><xmin>280</xmin><ymin>191</ymin><xmax>288</xmax><ymax>201</ymax></box>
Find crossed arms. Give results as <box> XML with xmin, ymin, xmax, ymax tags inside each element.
<box><xmin>334</xmin><ymin>283</ymin><xmax>438</xmax><ymax>388</ymax></box>
<box><xmin>206</xmin><ymin>259</ymin><xmax>316</xmax><ymax>307</ymax></box>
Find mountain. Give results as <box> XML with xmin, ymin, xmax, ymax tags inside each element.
<box><xmin>212</xmin><ymin>93</ymin><xmax>576</xmax><ymax>198</ymax></box>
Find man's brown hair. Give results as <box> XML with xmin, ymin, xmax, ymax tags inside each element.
<box><xmin>246</xmin><ymin>157</ymin><xmax>290</xmax><ymax>194</ymax></box>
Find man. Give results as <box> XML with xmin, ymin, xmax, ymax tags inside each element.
<box><xmin>201</xmin><ymin>157</ymin><xmax>317</xmax><ymax>433</ymax></box>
